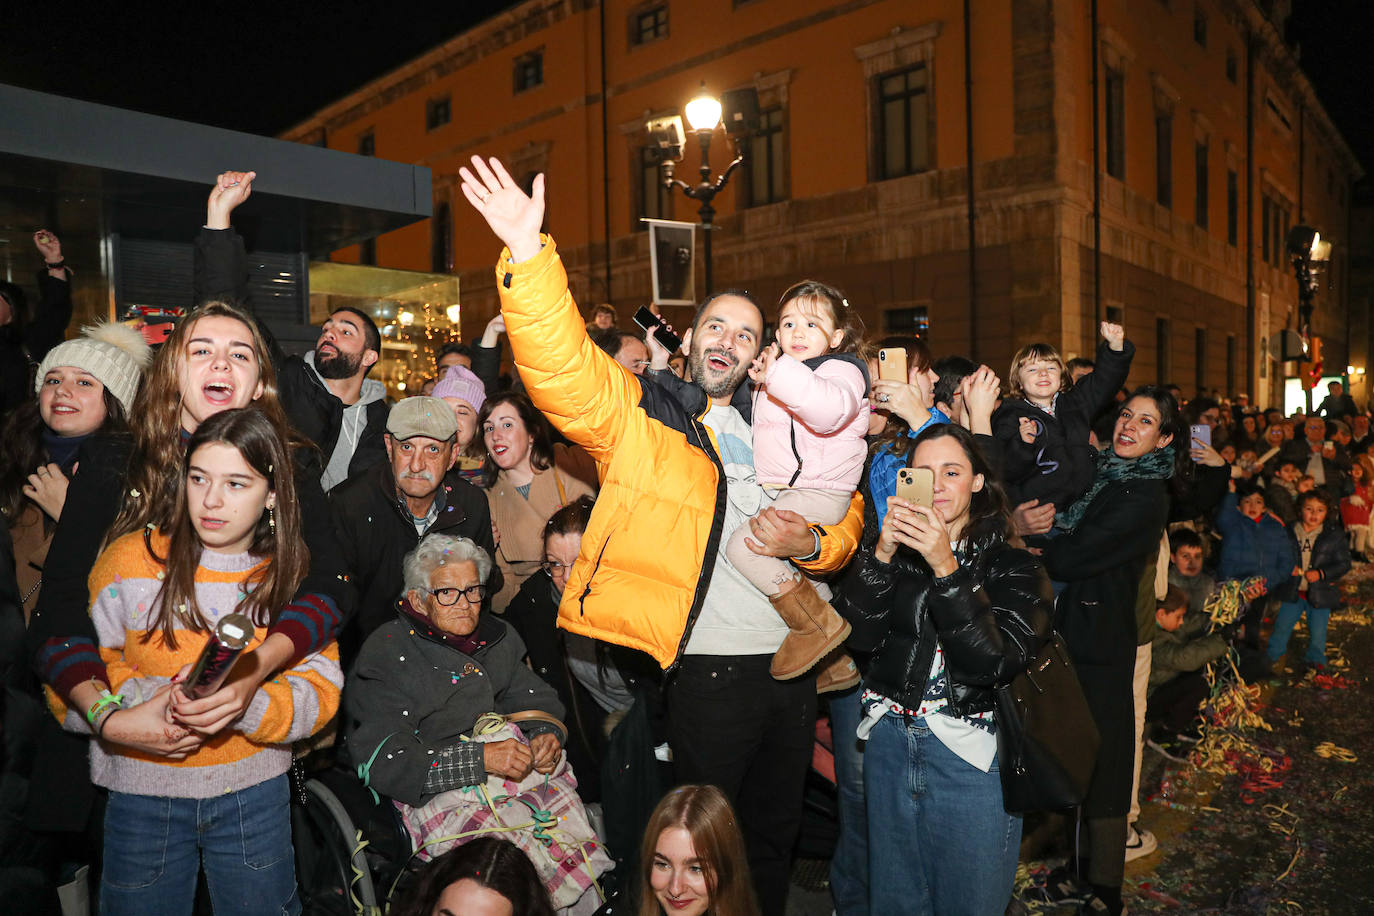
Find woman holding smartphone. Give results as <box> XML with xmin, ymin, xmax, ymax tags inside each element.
<box><xmin>838</xmin><ymin>424</ymin><xmax>1052</xmax><ymax>916</ymax></box>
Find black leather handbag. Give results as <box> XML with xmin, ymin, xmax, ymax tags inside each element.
<box><xmin>994</xmin><ymin>633</ymin><xmax>1101</xmax><ymax>814</ymax></box>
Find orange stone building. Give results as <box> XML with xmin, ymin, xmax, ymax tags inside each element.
<box><xmin>282</xmin><ymin>0</ymin><xmax>1361</xmax><ymax>407</ymax></box>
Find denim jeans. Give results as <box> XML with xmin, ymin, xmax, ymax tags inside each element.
<box><xmin>100</xmin><ymin>774</ymin><xmax>299</xmax><ymax>916</ymax></box>
<box><xmin>1267</xmin><ymin>597</ymin><xmax>1331</xmax><ymax>666</ymax></box>
<box><xmin>863</xmin><ymin>714</ymin><xmax>1020</xmax><ymax>916</ymax></box>
<box><xmin>828</xmin><ymin>684</ymin><xmax>869</xmax><ymax>915</ymax></box>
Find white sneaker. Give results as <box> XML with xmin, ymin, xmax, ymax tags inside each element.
<box><xmin>1124</xmin><ymin>825</ymin><xmax>1158</xmax><ymax>862</ymax></box>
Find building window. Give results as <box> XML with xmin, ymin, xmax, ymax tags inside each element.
<box><xmin>875</xmin><ymin>65</ymin><xmax>931</xmax><ymax>180</ymax></box>
<box><xmin>745</xmin><ymin>107</ymin><xmax>787</xmax><ymax>207</ymax></box>
<box><xmin>630</xmin><ymin>4</ymin><xmax>668</xmax><ymax>47</ymax></box>
<box><xmin>514</xmin><ymin>51</ymin><xmax>543</xmax><ymax>93</ymax></box>
<box><xmin>1194</xmin><ymin>141</ymin><xmax>1208</xmax><ymax>228</ymax></box>
<box><xmin>358</xmin><ymin>132</ymin><xmax>375</xmax><ymax>157</ymax></box>
<box><xmin>1225</xmin><ymin>48</ymin><xmax>1238</xmax><ymax>84</ymax></box>
<box><xmin>1278</xmin><ymin>206</ymin><xmax>1289</xmax><ymax>269</ymax></box>
<box><xmin>1105</xmin><ymin>68</ymin><xmax>1126</xmax><ymax>180</ymax></box>
<box><xmin>1226</xmin><ymin>169</ymin><xmax>1238</xmax><ymax>246</ymax></box>
<box><xmin>1193</xmin><ymin>5</ymin><xmax>1207</xmax><ymax>47</ymax></box>
<box><xmin>431</xmin><ymin>201</ymin><xmax>452</xmax><ymax>274</ymax></box>
<box><xmin>359</xmin><ymin>238</ymin><xmax>376</xmax><ymax>266</ymax></box>
<box><xmin>1226</xmin><ymin>334</ymin><xmax>1237</xmax><ymax>396</ymax></box>
<box><xmin>638</xmin><ymin>146</ymin><xmax>671</xmax><ymax>226</ymax></box>
<box><xmin>884</xmin><ymin>306</ymin><xmax>929</xmax><ymax>337</ymax></box>
<box><xmin>1156</xmin><ymin>317</ymin><xmax>1172</xmax><ymax>385</ymax></box>
<box><xmin>1194</xmin><ymin>327</ymin><xmax>1207</xmax><ymax>395</ymax></box>
<box><xmin>426</xmin><ymin>96</ymin><xmax>451</xmax><ymax>131</ymax></box>
<box><xmin>1261</xmin><ymin>197</ymin><xmax>1272</xmax><ymax>264</ymax></box>
<box><xmin>1155</xmin><ymin>114</ymin><xmax>1172</xmax><ymax>208</ymax></box>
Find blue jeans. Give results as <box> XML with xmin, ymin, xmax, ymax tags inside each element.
<box><xmin>100</xmin><ymin>774</ymin><xmax>299</xmax><ymax>916</ymax></box>
<box><xmin>1267</xmin><ymin>597</ymin><xmax>1331</xmax><ymax>666</ymax></box>
<box><xmin>863</xmin><ymin>715</ymin><xmax>1020</xmax><ymax>916</ymax></box>
<box><xmin>828</xmin><ymin>684</ymin><xmax>868</xmax><ymax>915</ymax></box>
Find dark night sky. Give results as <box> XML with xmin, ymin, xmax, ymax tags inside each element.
<box><xmin>1</xmin><ymin>2</ymin><xmax>1370</xmax><ymax>173</ymax></box>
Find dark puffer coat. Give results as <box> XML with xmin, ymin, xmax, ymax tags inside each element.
<box><xmin>837</xmin><ymin>531</ymin><xmax>1053</xmax><ymax>717</ymax></box>
<box><xmin>992</xmin><ymin>340</ymin><xmax>1134</xmax><ymax>511</ymax></box>
<box><xmin>1273</xmin><ymin>519</ymin><xmax>1351</xmax><ymax>609</ymax></box>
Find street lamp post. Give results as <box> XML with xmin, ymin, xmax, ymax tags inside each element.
<box><xmin>1286</xmin><ymin>225</ymin><xmax>1333</xmax><ymax>413</ymax></box>
<box><xmin>657</xmin><ymin>85</ymin><xmax>748</xmax><ymax>295</ymax></box>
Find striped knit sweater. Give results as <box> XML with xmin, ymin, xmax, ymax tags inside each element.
<box><xmin>49</xmin><ymin>529</ymin><xmax>342</xmax><ymax>799</ymax></box>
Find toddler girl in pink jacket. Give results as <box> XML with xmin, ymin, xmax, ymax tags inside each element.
<box><xmin>727</xmin><ymin>280</ymin><xmax>870</xmax><ymax>690</ymax></box>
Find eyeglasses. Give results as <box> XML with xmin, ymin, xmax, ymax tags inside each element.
<box><xmin>427</xmin><ymin>584</ymin><xmax>487</xmax><ymax>606</ymax></box>
<box><xmin>539</xmin><ymin>560</ymin><xmax>576</xmax><ymax>577</ymax></box>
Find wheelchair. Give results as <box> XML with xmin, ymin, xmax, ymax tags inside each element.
<box><xmin>290</xmin><ymin>764</ymin><xmax>416</xmax><ymax>915</ymax></box>
<box><xmin>290</xmin><ymin>762</ymin><xmax>627</xmax><ymax>915</ymax></box>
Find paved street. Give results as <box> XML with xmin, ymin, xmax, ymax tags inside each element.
<box><xmin>788</xmin><ymin>565</ymin><xmax>1374</xmax><ymax>915</ymax></box>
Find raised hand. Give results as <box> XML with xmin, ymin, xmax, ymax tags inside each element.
<box><xmin>206</xmin><ymin>171</ymin><xmax>256</xmax><ymax>230</ymax></box>
<box><xmin>871</xmin><ymin>378</ymin><xmax>930</xmax><ymax>430</ymax></box>
<box><xmin>1190</xmin><ymin>438</ymin><xmax>1225</xmax><ymax>467</ymax></box>
<box><xmin>480</xmin><ymin>312</ymin><xmax>507</xmax><ymax>348</ymax></box>
<box><xmin>33</xmin><ymin>230</ymin><xmax>63</xmax><ymax>264</ymax></box>
<box><xmin>645</xmin><ymin>316</ymin><xmax>680</xmax><ymax>370</ymax></box>
<box><xmin>458</xmin><ymin>156</ymin><xmax>544</xmax><ymax>263</ymax></box>
<box><xmin>748</xmin><ymin>343</ymin><xmax>779</xmax><ymax>383</ymax></box>
<box><xmin>960</xmin><ymin>366</ymin><xmax>1001</xmax><ymax>435</ymax></box>
<box><xmin>1100</xmin><ymin>321</ymin><xmax>1125</xmax><ymax>351</ymax></box>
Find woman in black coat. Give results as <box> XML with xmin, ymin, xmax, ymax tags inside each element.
<box><xmin>839</xmin><ymin>424</ymin><xmax>1052</xmax><ymax>916</ymax></box>
<box><xmin>1040</xmin><ymin>386</ymin><xmax>1183</xmax><ymax>916</ymax></box>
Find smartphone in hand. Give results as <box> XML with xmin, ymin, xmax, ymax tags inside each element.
<box><xmin>878</xmin><ymin>348</ymin><xmax>908</xmax><ymax>382</ymax></box>
<box><xmin>1190</xmin><ymin>423</ymin><xmax>1211</xmax><ymax>461</ymax></box>
<box><xmin>633</xmin><ymin>306</ymin><xmax>683</xmax><ymax>354</ymax></box>
<box><xmin>896</xmin><ymin>467</ymin><xmax>934</xmax><ymax>507</ymax></box>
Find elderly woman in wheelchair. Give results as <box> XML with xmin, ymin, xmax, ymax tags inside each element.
<box><xmin>343</xmin><ymin>533</ymin><xmax>612</xmax><ymax>913</ymax></box>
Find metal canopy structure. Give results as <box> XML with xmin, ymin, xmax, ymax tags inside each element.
<box><xmin>0</xmin><ymin>83</ymin><xmax>432</xmax><ymax>333</ymax></box>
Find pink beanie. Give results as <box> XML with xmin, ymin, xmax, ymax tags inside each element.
<box><xmin>431</xmin><ymin>365</ymin><xmax>486</xmax><ymax>412</ymax></box>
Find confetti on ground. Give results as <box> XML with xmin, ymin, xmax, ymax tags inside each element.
<box><xmin>1013</xmin><ymin>562</ymin><xmax>1374</xmax><ymax>913</ymax></box>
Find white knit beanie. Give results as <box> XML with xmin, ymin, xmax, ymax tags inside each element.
<box><xmin>35</xmin><ymin>322</ymin><xmax>153</xmax><ymax>414</ymax></box>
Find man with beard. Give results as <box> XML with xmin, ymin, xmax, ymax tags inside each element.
<box><xmin>457</xmin><ymin>155</ymin><xmax>862</xmax><ymax>916</ymax></box>
<box><xmin>195</xmin><ymin>170</ymin><xmax>389</xmax><ymax>490</ymax></box>
<box><xmin>328</xmin><ymin>396</ymin><xmax>494</xmax><ymax>667</ymax></box>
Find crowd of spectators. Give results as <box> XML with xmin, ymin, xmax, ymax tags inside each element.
<box><xmin>0</xmin><ymin>161</ymin><xmax>1365</xmax><ymax>916</ymax></box>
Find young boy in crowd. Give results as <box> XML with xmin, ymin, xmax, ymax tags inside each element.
<box><xmin>1298</xmin><ymin>474</ymin><xmax>1317</xmax><ymax>495</ymax></box>
<box><xmin>1267</xmin><ymin>491</ymin><xmax>1352</xmax><ymax>675</ymax></box>
<box><xmin>1215</xmin><ymin>483</ymin><xmax>1293</xmax><ymax>650</ymax></box>
<box><xmin>1147</xmin><ymin>587</ymin><xmax>1231</xmax><ymax>760</ymax></box>
<box><xmin>1167</xmin><ymin>528</ymin><xmax>1215</xmax><ymax>617</ymax></box>
<box><xmin>1263</xmin><ymin>460</ymin><xmax>1302</xmax><ymax>525</ymax></box>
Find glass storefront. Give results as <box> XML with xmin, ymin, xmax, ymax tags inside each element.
<box><xmin>308</xmin><ymin>261</ymin><xmax>461</xmax><ymax>400</ymax></box>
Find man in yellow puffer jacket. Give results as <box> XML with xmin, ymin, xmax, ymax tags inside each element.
<box><xmin>460</xmin><ymin>157</ymin><xmax>862</xmax><ymax>916</ymax></box>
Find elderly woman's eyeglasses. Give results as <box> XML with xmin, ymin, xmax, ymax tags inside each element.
<box><xmin>426</xmin><ymin>584</ymin><xmax>487</xmax><ymax>606</ymax></box>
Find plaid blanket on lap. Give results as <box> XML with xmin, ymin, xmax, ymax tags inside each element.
<box><xmin>396</xmin><ymin>722</ymin><xmax>613</xmax><ymax>913</ymax></box>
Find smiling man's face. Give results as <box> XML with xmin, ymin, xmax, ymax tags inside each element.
<box><xmin>685</xmin><ymin>295</ymin><xmax>762</xmax><ymax>403</ymax></box>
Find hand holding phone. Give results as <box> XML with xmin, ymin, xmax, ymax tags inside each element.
<box><xmin>878</xmin><ymin>348</ymin><xmax>908</xmax><ymax>382</ymax></box>
<box><xmin>633</xmin><ymin>305</ymin><xmax>683</xmax><ymax>355</ymax></box>
<box><xmin>895</xmin><ymin>467</ymin><xmax>934</xmax><ymax>507</ymax></box>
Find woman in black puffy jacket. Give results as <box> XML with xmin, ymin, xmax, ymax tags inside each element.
<box><xmin>838</xmin><ymin>424</ymin><xmax>1052</xmax><ymax>916</ymax></box>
